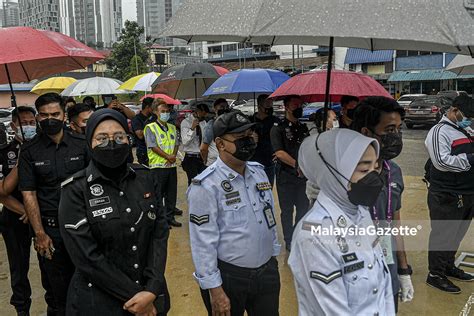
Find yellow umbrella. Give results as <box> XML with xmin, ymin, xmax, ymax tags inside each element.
<box><xmin>31</xmin><ymin>77</ymin><xmax>77</xmax><ymax>95</ymax></box>
<box><xmin>118</xmin><ymin>72</ymin><xmax>160</xmax><ymax>92</ymax></box>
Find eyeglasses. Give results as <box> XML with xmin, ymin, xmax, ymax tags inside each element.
<box><xmin>94</xmin><ymin>132</ymin><xmax>128</xmax><ymax>147</ymax></box>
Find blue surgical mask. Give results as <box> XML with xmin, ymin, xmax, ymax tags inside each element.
<box><xmin>18</xmin><ymin>125</ymin><xmax>37</xmax><ymax>141</ymax></box>
<box><xmin>457</xmin><ymin>117</ymin><xmax>472</xmax><ymax>129</ymax></box>
<box><xmin>160</xmin><ymin>113</ymin><xmax>170</xmax><ymax>122</ymax></box>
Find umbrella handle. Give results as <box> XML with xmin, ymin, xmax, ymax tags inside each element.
<box><xmin>322</xmin><ymin>37</ymin><xmax>334</xmax><ymax>132</ymax></box>
<box><xmin>5</xmin><ymin>65</ymin><xmax>25</xmax><ymax>141</ymax></box>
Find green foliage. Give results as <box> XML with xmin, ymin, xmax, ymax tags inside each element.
<box><xmin>105</xmin><ymin>20</ymin><xmax>150</xmax><ymax>81</ymax></box>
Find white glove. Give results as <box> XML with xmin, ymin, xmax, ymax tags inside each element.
<box><xmin>398</xmin><ymin>274</ymin><xmax>414</xmax><ymax>302</ymax></box>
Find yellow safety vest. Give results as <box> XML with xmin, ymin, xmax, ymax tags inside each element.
<box><xmin>144</xmin><ymin>121</ymin><xmax>177</xmax><ymax>168</ymax></box>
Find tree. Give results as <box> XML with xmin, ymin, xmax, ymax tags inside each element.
<box><xmin>126</xmin><ymin>55</ymin><xmax>148</xmax><ymax>80</ymax></box>
<box><xmin>105</xmin><ymin>21</ymin><xmax>150</xmax><ymax>80</ymax></box>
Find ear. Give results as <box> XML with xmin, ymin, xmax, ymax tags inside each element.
<box><xmin>361</xmin><ymin>127</ymin><xmax>371</xmax><ymax>137</ymax></box>
<box><xmin>215</xmin><ymin>137</ymin><xmax>225</xmax><ymax>150</ymax></box>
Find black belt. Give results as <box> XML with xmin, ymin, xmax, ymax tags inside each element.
<box><xmin>41</xmin><ymin>215</ymin><xmax>59</xmax><ymax>228</ymax></box>
<box><xmin>217</xmin><ymin>257</ymin><xmax>275</xmax><ymax>278</ymax></box>
<box><xmin>185</xmin><ymin>153</ymin><xmax>201</xmax><ymax>158</ymax></box>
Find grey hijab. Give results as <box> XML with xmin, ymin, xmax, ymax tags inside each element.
<box><xmin>298</xmin><ymin>129</ymin><xmax>379</xmax><ymax>213</ymax></box>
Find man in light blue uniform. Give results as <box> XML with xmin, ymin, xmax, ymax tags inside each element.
<box><xmin>187</xmin><ymin>111</ymin><xmax>281</xmax><ymax>316</ymax></box>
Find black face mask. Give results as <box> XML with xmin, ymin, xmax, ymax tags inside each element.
<box><xmin>292</xmin><ymin>107</ymin><xmax>303</xmax><ymax>119</ymax></box>
<box><xmin>346</xmin><ymin>108</ymin><xmax>356</xmax><ymax>120</ymax></box>
<box><xmin>92</xmin><ymin>142</ymin><xmax>130</xmax><ymax>169</ymax></box>
<box><xmin>40</xmin><ymin>119</ymin><xmax>64</xmax><ymax>135</ymax></box>
<box><xmin>264</xmin><ymin>107</ymin><xmax>274</xmax><ymax>116</ymax></box>
<box><xmin>217</xmin><ymin>108</ymin><xmax>230</xmax><ymax>116</ymax></box>
<box><xmin>347</xmin><ymin>171</ymin><xmax>384</xmax><ymax>207</ymax></box>
<box><xmin>378</xmin><ymin>132</ymin><xmax>403</xmax><ymax>160</ymax></box>
<box><xmin>224</xmin><ymin>136</ymin><xmax>257</xmax><ymax>161</ymax></box>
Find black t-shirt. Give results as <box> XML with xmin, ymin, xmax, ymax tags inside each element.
<box><xmin>0</xmin><ymin>139</ymin><xmax>22</xmax><ymax>206</ymax></box>
<box><xmin>270</xmin><ymin>118</ymin><xmax>309</xmax><ymax>171</ymax></box>
<box><xmin>18</xmin><ymin>131</ymin><xmax>90</xmax><ymax>217</ymax></box>
<box><xmin>250</xmin><ymin>114</ymin><xmax>280</xmax><ymax>167</ymax></box>
<box><xmin>131</xmin><ymin>112</ymin><xmax>149</xmax><ymax>154</ymax></box>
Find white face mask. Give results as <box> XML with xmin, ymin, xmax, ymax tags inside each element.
<box><xmin>16</xmin><ymin>125</ymin><xmax>37</xmax><ymax>141</ymax></box>
<box><xmin>331</xmin><ymin>120</ymin><xmax>340</xmax><ymax>130</ymax></box>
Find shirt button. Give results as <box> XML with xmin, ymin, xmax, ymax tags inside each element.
<box><xmin>246</xmin><ymin>186</ymin><xmax>249</xmax><ymax>189</ymax></box>
<box><xmin>352</xmin><ymin>275</ymin><xmax>358</xmax><ymax>281</ymax></box>
<box><xmin>259</xmin><ymin>220</ymin><xmax>262</xmax><ymax>224</ymax></box>
<box><xmin>373</xmin><ymin>288</ymin><xmax>378</xmax><ymax>294</ymax></box>
<box><xmin>119</xmin><ymin>191</ymin><xmax>124</xmax><ymax>196</ymax></box>
<box><xmin>132</xmin><ymin>245</ymin><xmax>137</xmax><ymax>251</ymax></box>
<box><xmin>135</xmin><ymin>280</ymin><xmax>140</xmax><ymax>284</ymax></box>
<box><xmin>252</xmin><ymin>202</ymin><xmax>256</xmax><ymax>206</ymax></box>
<box><xmin>356</xmin><ymin>241</ymin><xmax>361</xmax><ymax>247</ymax></box>
<box><xmin>87</xmin><ymin>283</ymin><xmax>92</xmax><ymax>287</ymax></box>
<box><xmin>130</xmin><ymin>227</ymin><xmax>135</xmax><ymax>232</ymax></box>
<box><xmin>126</xmin><ymin>208</ymin><xmax>131</xmax><ymax>213</ymax></box>
<box><xmin>150</xmin><ymin>204</ymin><xmax>154</xmax><ymax>209</ymax></box>
<box><xmin>368</xmin><ymin>264</ymin><xmax>373</xmax><ymax>269</ymax></box>
<box><xmin>101</xmin><ymin>215</ymin><xmax>106</xmax><ymax>219</ymax></box>
<box><xmin>134</xmin><ymin>264</ymin><xmax>139</xmax><ymax>269</ymax></box>
<box><xmin>234</xmin><ymin>205</ymin><xmax>238</xmax><ymax>209</ymax></box>
<box><xmin>374</xmin><ymin>313</ymin><xmax>379</xmax><ymax>316</ymax></box>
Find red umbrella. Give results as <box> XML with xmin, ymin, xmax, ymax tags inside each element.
<box><xmin>213</xmin><ymin>65</ymin><xmax>230</xmax><ymax>76</ymax></box>
<box><xmin>141</xmin><ymin>93</ymin><xmax>181</xmax><ymax>105</ymax></box>
<box><xmin>270</xmin><ymin>70</ymin><xmax>392</xmax><ymax>103</ymax></box>
<box><xmin>0</xmin><ymin>27</ymin><xmax>104</xmax><ymax>107</ymax></box>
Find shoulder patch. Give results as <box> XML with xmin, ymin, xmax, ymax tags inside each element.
<box><xmin>131</xmin><ymin>163</ymin><xmax>150</xmax><ymax>170</ymax></box>
<box><xmin>310</xmin><ymin>270</ymin><xmax>342</xmax><ymax>284</ymax></box>
<box><xmin>61</xmin><ymin>176</ymin><xmax>75</xmax><ymax>188</ymax></box>
<box><xmin>62</xmin><ymin>169</ymin><xmax>87</xmax><ymax>188</ymax></box>
<box><xmin>191</xmin><ymin>166</ymin><xmax>215</xmax><ymax>185</ymax></box>
<box><xmin>247</xmin><ymin>161</ymin><xmax>264</xmax><ymax>168</ymax></box>
<box><xmin>190</xmin><ymin>214</ymin><xmax>210</xmax><ymax>226</ymax></box>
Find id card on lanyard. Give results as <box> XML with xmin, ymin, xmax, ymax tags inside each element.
<box><xmin>373</xmin><ymin>161</ymin><xmax>395</xmax><ymax>265</ymax></box>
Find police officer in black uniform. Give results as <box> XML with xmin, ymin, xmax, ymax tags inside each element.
<box><xmin>18</xmin><ymin>93</ymin><xmax>90</xmax><ymax>316</ymax></box>
<box><xmin>59</xmin><ymin>109</ymin><xmax>170</xmax><ymax>315</ymax></box>
<box><xmin>270</xmin><ymin>95</ymin><xmax>309</xmax><ymax>252</ymax></box>
<box><xmin>0</xmin><ymin>106</ymin><xmax>37</xmax><ymax>316</ymax></box>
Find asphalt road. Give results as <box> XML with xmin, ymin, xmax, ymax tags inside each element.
<box><xmin>393</xmin><ymin>125</ymin><xmax>430</xmax><ymax>177</ymax></box>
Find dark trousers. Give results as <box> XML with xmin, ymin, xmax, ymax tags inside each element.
<box><xmin>276</xmin><ymin>170</ymin><xmax>309</xmax><ymax>244</ymax></box>
<box><xmin>153</xmin><ymin>167</ymin><xmax>178</xmax><ymax>222</ymax></box>
<box><xmin>200</xmin><ymin>257</ymin><xmax>280</xmax><ymax>316</ymax></box>
<box><xmin>264</xmin><ymin>164</ymin><xmax>276</xmax><ymax>187</ymax></box>
<box><xmin>181</xmin><ymin>154</ymin><xmax>206</xmax><ymax>186</ymax></box>
<box><xmin>428</xmin><ymin>191</ymin><xmax>474</xmax><ymax>276</ymax></box>
<box><xmin>38</xmin><ymin>226</ymin><xmax>75</xmax><ymax>316</ymax></box>
<box><xmin>136</xmin><ymin>150</ymin><xmax>148</xmax><ymax>166</ymax></box>
<box><xmin>1</xmin><ymin>210</ymin><xmax>32</xmax><ymax>313</ymax></box>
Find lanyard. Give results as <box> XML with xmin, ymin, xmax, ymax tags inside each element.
<box><xmin>372</xmin><ymin>161</ymin><xmax>392</xmax><ymax>226</ymax></box>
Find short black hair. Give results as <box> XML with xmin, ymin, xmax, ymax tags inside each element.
<box><xmin>283</xmin><ymin>95</ymin><xmax>301</xmax><ymax>106</ymax></box>
<box><xmin>64</xmin><ymin>97</ymin><xmax>76</xmax><ymax>105</ymax></box>
<box><xmin>195</xmin><ymin>103</ymin><xmax>210</xmax><ymax>113</ymax></box>
<box><xmin>11</xmin><ymin>106</ymin><xmax>36</xmax><ymax>123</ymax></box>
<box><xmin>257</xmin><ymin>94</ymin><xmax>270</xmax><ymax>107</ymax></box>
<box><xmin>213</xmin><ymin>98</ymin><xmax>228</xmax><ymax>107</ymax></box>
<box><xmin>83</xmin><ymin>96</ymin><xmax>94</xmax><ymax>104</ymax></box>
<box><xmin>142</xmin><ymin>97</ymin><xmax>154</xmax><ymax>110</ymax></box>
<box><xmin>350</xmin><ymin>96</ymin><xmax>405</xmax><ymax>133</ymax></box>
<box><xmin>340</xmin><ymin>95</ymin><xmax>360</xmax><ymax>106</ymax></box>
<box><xmin>35</xmin><ymin>93</ymin><xmax>64</xmax><ymax>112</ymax></box>
<box><xmin>67</xmin><ymin>103</ymin><xmax>92</xmax><ymax>122</ymax></box>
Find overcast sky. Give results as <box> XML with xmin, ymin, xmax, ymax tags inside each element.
<box><xmin>122</xmin><ymin>0</ymin><xmax>137</xmax><ymax>23</ymax></box>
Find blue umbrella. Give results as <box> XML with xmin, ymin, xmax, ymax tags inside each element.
<box><xmin>203</xmin><ymin>68</ymin><xmax>290</xmax><ymax>97</ymax></box>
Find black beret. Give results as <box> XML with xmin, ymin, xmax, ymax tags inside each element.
<box><xmin>213</xmin><ymin>110</ymin><xmax>255</xmax><ymax>138</ymax></box>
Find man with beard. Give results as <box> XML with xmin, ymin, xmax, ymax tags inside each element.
<box><xmin>18</xmin><ymin>93</ymin><xmax>90</xmax><ymax>315</ymax></box>
<box><xmin>351</xmin><ymin>96</ymin><xmax>414</xmax><ymax>312</ymax></box>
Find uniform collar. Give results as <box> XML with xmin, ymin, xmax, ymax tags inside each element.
<box><xmin>40</xmin><ymin>130</ymin><xmax>70</xmax><ymax>148</ymax></box>
<box><xmin>315</xmin><ymin>191</ymin><xmax>368</xmax><ymax>227</ymax></box>
<box><xmin>85</xmin><ymin>161</ymin><xmax>136</xmax><ymax>184</ymax></box>
<box><xmin>215</xmin><ymin>157</ymin><xmax>255</xmax><ymax>181</ymax></box>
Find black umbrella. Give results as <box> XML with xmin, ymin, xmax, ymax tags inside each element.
<box><xmin>151</xmin><ymin>63</ymin><xmax>221</xmax><ymax>100</ymax></box>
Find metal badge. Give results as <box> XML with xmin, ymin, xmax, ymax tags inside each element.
<box><xmin>221</xmin><ymin>180</ymin><xmax>233</xmax><ymax>192</ymax></box>
<box><xmin>90</xmin><ymin>184</ymin><xmax>104</xmax><ymax>197</ymax></box>
<box><xmin>147</xmin><ymin>211</ymin><xmax>156</xmax><ymax>220</ymax></box>
<box><xmin>336</xmin><ymin>236</ymin><xmax>349</xmax><ymax>253</ymax></box>
<box><xmin>7</xmin><ymin>151</ymin><xmax>15</xmax><ymax>159</ymax></box>
<box><xmin>337</xmin><ymin>215</ymin><xmax>347</xmax><ymax>228</ymax></box>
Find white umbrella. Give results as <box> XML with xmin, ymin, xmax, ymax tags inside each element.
<box><xmin>118</xmin><ymin>72</ymin><xmax>161</xmax><ymax>92</ymax></box>
<box><xmin>446</xmin><ymin>55</ymin><xmax>474</xmax><ymax>75</ymax></box>
<box><xmin>61</xmin><ymin>77</ymin><xmax>130</xmax><ymax>96</ymax></box>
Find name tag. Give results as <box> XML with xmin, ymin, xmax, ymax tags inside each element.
<box><xmin>342</xmin><ymin>253</ymin><xmax>358</xmax><ymax>263</ymax></box>
<box><xmin>263</xmin><ymin>204</ymin><xmax>276</xmax><ymax>229</ymax></box>
<box><xmin>34</xmin><ymin>160</ymin><xmax>50</xmax><ymax>166</ymax></box>
<box><xmin>344</xmin><ymin>261</ymin><xmax>364</xmax><ymax>274</ymax></box>
<box><xmin>92</xmin><ymin>207</ymin><xmax>113</xmax><ymax>217</ymax></box>
<box><xmin>70</xmin><ymin>156</ymin><xmax>81</xmax><ymax>161</ymax></box>
<box><xmin>89</xmin><ymin>196</ymin><xmax>111</xmax><ymax>207</ymax></box>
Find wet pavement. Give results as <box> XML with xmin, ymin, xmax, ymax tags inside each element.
<box><xmin>1</xmin><ymin>127</ymin><xmax>473</xmax><ymax>315</ymax></box>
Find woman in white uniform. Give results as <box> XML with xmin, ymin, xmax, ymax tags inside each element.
<box><xmin>289</xmin><ymin>129</ymin><xmax>395</xmax><ymax>316</ymax></box>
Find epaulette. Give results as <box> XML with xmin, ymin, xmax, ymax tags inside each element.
<box><xmin>247</xmin><ymin>161</ymin><xmax>264</xmax><ymax>168</ymax></box>
<box><xmin>60</xmin><ymin>169</ymin><xmax>86</xmax><ymax>188</ymax></box>
<box><xmin>130</xmin><ymin>163</ymin><xmax>150</xmax><ymax>170</ymax></box>
<box><xmin>191</xmin><ymin>165</ymin><xmax>215</xmax><ymax>185</ymax></box>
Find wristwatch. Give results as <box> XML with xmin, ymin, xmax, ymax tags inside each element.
<box><xmin>398</xmin><ymin>264</ymin><xmax>413</xmax><ymax>275</ymax></box>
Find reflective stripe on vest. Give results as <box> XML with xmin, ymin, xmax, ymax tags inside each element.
<box><xmin>146</xmin><ymin>122</ymin><xmax>177</xmax><ymax>168</ymax></box>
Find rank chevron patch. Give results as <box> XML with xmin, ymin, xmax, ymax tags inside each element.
<box><xmin>310</xmin><ymin>270</ymin><xmax>342</xmax><ymax>284</ymax></box>
<box><xmin>190</xmin><ymin>214</ymin><xmax>210</xmax><ymax>226</ymax></box>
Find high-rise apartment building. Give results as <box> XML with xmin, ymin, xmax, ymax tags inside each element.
<box><xmin>1</xmin><ymin>0</ymin><xmax>20</xmax><ymax>27</ymax></box>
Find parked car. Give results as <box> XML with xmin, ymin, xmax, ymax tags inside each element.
<box><xmin>437</xmin><ymin>90</ymin><xmax>468</xmax><ymax>101</ymax></box>
<box><xmin>300</xmin><ymin>102</ymin><xmax>342</xmax><ymax>121</ymax></box>
<box><xmin>405</xmin><ymin>96</ymin><xmax>451</xmax><ymax>128</ymax></box>
<box><xmin>397</xmin><ymin>94</ymin><xmax>427</xmax><ymax>111</ymax></box>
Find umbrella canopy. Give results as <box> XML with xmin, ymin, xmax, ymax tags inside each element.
<box><xmin>0</xmin><ymin>27</ymin><xmax>104</xmax><ymax>84</ymax></box>
<box><xmin>270</xmin><ymin>70</ymin><xmax>392</xmax><ymax>103</ymax></box>
<box><xmin>446</xmin><ymin>55</ymin><xmax>474</xmax><ymax>75</ymax></box>
<box><xmin>140</xmin><ymin>94</ymin><xmax>181</xmax><ymax>105</ymax></box>
<box><xmin>118</xmin><ymin>72</ymin><xmax>161</xmax><ymax>92</ymax></box>
<box><xmin>203</xmin><ymin>68</ymin><xmax>289</xmax><ymax>97</ymax></box>
<box><xmin>151</xmin><ymin>63</ymin><xmax>222</xmax><ymax>99</ymax></box>
<box><xmin>31</xmin><ymin>77</ymin><xmax>77</xmax><ymax>95</ymax></box>
<box><xmin>213</xmin><ymin>66</ymin><xmax>230</xmax><ymax>76</ymax></box>
<box><xmin>61</xmin><ymin>77</ymin><xmax>129</xmax><ymax>96</ymax></box>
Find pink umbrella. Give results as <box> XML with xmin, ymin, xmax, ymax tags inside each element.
<box><xmin>140</xmin><ymin>93</ymin><xmax>181</xmax><ymax>105</ymax></box>
<box><xmin>213</xmin><ymin>65</ymin><xmax>230</xmax><ymax>76</ymax></box>
<box><xmin>270</xmin><ymin>70</ymin><xmax>392</xmax><ymax>103</ymax></box>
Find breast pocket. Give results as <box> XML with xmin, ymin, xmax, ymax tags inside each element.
<box><xmin>220</xmin><ymin>201</ymin><xmax>248</xmax><ymax>228</ymax></box>
<box><xmin>33</xmin><ymin>160</ymin><xmax>53</xmax><ymax>177</ymax></box>
<box><xmin>344</xmin><ymin>267</ymin><xmax>370</xmax><ymax>307</ymax></box>
<box><xmin>87</xmin><ymin>203</ymin><xmax>121</xmax><ymax>240</ymax></box>
<box><xmin>64</xmin><ymin>155</ymin><xmax>85</xmax><ymax>173</ymax></box>
<box><xmin>138</xmin><ymin>200</ymin><xmax>158</xmax><ymax>223</ymax></box>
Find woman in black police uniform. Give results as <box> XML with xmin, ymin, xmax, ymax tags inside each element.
<box><xmin>58</xmin><ymin>109</ymin><xmax>170</xmax><ymax>315</ymax></box>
